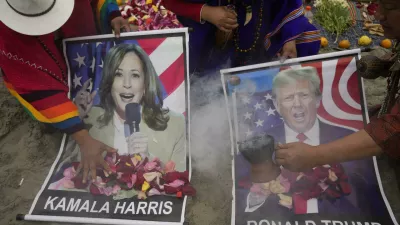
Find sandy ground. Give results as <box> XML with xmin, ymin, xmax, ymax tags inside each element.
<box><xmin>1</xmin><ymin>48</ymin><xmax>400</xmax><ymax>225</ymax></box>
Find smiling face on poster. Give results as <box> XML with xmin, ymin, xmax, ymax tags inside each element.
<box><xmin>25</xmin><ymin>29</ymin><xmax>192</xmax><ymax>225</ymax></box>
<box><xmin>221</xmin><ymin>51</ymin><xmax>398</xmax><ymax>225</ymax></box>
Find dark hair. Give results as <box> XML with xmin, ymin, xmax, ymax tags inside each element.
<box><xmin>98</xmin><ymin>43</ymin><xmax>169</xmax><ymax>131</ymax></box>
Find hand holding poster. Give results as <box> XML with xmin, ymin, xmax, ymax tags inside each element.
<box><xmin>221</xmin><ymin>50</ymin><xmax>399</xmax><ymax>225</ymax></box>
<box><xmin>22</xmin><ymin>29</ymin><xmax>192</xmax><ymax>225</ymax></box>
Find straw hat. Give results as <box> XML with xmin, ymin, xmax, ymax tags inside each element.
<box><xmin>0</xmin><ymin>0</ymin><xmax>74</xmax><ymax>36</ymax></box>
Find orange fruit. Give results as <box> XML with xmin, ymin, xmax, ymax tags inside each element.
<box><xmin>321</xmin><ymin>37</ymin><xmax>328</xmax><ymax>47</ymax></box>
<box><xmin>338</xmin><ymin>40</ymin><xmax>351</xmax><ymax>49</ymax></box>
<box><xmin>381</xmin><ymin>39</ymin><xmax>392</xmax><ymax>49</ymax></box>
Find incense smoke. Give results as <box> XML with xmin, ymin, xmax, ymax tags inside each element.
<box><xmin>189</xmin><ymin>73</ymin><xmax>233</xmax><ymax>175</ymax></box>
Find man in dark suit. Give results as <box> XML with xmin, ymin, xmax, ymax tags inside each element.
<box><xmin>234</xmin><ymin>67</ymin><xmax>380</xmax><ymax>223</ymax></box>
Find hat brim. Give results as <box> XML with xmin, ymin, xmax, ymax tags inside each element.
<box><xmin>0</xmin><ymin>0</ymin><xmax>74</xmax><ymax>36</ymax></box>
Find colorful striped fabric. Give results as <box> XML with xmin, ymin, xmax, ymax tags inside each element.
<box><xmin>296</xmin><ymin>30</ymin><xmax>322</xmax><ymax>44</ymax></box>
<box><xmin>92</xmin><ymin>0</ymin><xmax>121</xmax><ymax>34</ymax></box>
<box><xmin>3</xmin><ymin>81</ymin><xmax>84</xmax><ymax>134</ymax></box>
<box><xmin>263</xmin><ymin>6</ymin><xmax>305</xmax><ymax>51</ymax></box>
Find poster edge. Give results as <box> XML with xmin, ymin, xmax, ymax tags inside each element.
<box><xmin>28</xmin><ymin>30</ymin><xmax>190</xmax><ymax>224</ymax></box>
<box><xmin>179</xmin><ymin>28</ymin><xmax>190</xmax><ymax>224</ymax></box>
<box><xmin>220</xmin><ymin>69</ymin><xmax>237</xmax><ymax>225</ymax></box>
<box><xmin>63</xmin><ymin>28</ymin><xmax>190</xmax><ymax>43</ymax></box>
<box><xmin>224</xmin><ymin>49</ymin><xmax>399</xmax><ymax>225</ymax></box>
<box><xmin>23</xmin><ymin>214</ymin><xmax>184</xmax><ymax>225</ymax></box>
<box><xmin>220</xmin><ymin>49</ymin><xmax>361</xmax><ymax>74</ymax></box>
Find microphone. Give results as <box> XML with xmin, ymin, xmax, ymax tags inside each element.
<box><xmin>238</xmin><ymin>135</ymin><xmax>280</xmax><ymax>183</ymax></box>
<box><xmin>125</xmin><ymin>103</ymin><xmax>141</xmax><ymax>135</ymax></box>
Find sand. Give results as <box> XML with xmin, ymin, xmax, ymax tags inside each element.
<box><xmin>1</xmin><ymin>47</ymin><xmax>400</xmax><ymax>225</ymax></box>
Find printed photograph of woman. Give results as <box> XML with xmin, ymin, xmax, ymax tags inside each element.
<box><xmin>48</xmin><ymin>43</ymin><xmax>187</xmax><ymax>193</ymax></box>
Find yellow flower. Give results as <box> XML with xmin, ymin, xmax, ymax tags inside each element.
<box><xmin>142</xmin><ymin>181</ymin><xmax>151</xmax><ymax>192</ymax></box>
<box><xmin>152</xmin><ymin>5</ymin><xmax>158</xmax><ymax>12</ymax></box>
<box><xmin>128</xmin><ymin>16</ymin><xmax>136</xmax><ymax>23</ymax></box>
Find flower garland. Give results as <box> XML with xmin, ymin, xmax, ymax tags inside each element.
<box><xmin>119</xmin><ymin>0</ymin><xmax>183</xmax><ymax>31</ymax></box>
<box><xmin>54</xmin><ymin>153</ymin><xmax>195</xmax><ymax>200</ymax></box>
<box><xmin>241</xmin><ymin>163</ymin><xmax>351</xmax><ymax>213</ymax></box>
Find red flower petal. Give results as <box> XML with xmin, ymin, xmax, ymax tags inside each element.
<box><xmin>339</xmin><ymin>181</ymin><xmax>352</xmax><ymax>195</ymax></box>
<box><xmin>164</xmin><ymin>185</ymin><xmax>180</xmax><ymax>194</ymax></box>
<box><xmin>71</xmin><ymin>175</ymin><xmax>89</xmax><ymax>189</ymax></box>
<box><xmin>164</xmin><ymin>171</ymin><xmax>189</xmax><ymax>184</ymax></box>
<box><xmin>134</xmin><ymin>171</ymin><xmax>146</xmax><ymax>189</ymax></box>
<box><xmin>90</xmin><ymin>184</ymin><xmax>102</xmax><ymax>195</ymax></box>
<box><xmin>119</xmin><ymin>172</ymin><xmax>133</xmax><ymax>183</ymax></box>
<box><xmin>72</xmin><ymin>162</ymin><xmax>80</xmax><ymax>170</ymax></box>
<box><xmin>182</xmin><ymin>184</ymin><xmax>196</xmax><ymax>196</ymax></box>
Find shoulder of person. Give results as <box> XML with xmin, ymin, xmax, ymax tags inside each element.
<box><xmin>165</xmin><ymin>110</ymin><xmax>185</xmax><ymax>129</ymax></box>
<box><xmin>319</xmin><ymin>120</ymin><xmax>354</xmax><ymax>137</ymax></box>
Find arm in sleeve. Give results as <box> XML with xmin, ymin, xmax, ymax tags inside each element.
<box><xmin>163</xmin><ymin>0</ymin><xmax>205</xmax><ymax>23</ymax></box>
<box><xmin>170</xmin><ymin>114</ymin><xmax>187</xmax><ymax>172</ymax></box>
<box><xmin>91</xmin><ymin>0</ymin><xmax>122</xmax><ymax>33</ymax></box>
<box><xmin>365</xmin><ymin>104</ymin><xmax>400</xmax><ymax>158</ymax></box>
<box><xmin>1</xmin><ymin>72</ymin><xmax>84</xmax><ymax>135</ymax></box>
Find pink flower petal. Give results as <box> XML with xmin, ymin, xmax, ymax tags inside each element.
<box><xmin>148</xmin><ymin>188</ymin><xmax>162</xmax><ymax>196</ymax></box>
<box><xmin>63</xmin><ymin>167</ymin><xmax>76</xmax><ymax>179</ymax></box>
<box><xmin>144</xmin><ymin>162</ymin><xmax>157</xmax><ymax>171</ymax></box>
<box><xmin>164</xmin><ymin>161</ymin><xmax>176</xmax><ymax>173</ymax></box>
<box><xmin>113</xmin><ymin>185</ymin><xmax>121</xmax><ymax>194</ymax></box>
<box><xmin>166</xmin><ymin>179</ymin><xmax>185</xmax><ymax>188</ymax></box>
<box><xmin>62</xmin><ymin>179</ymin><xmax>75</xmax><ymax>189</ymax></box>
<box><xmin>277</xmin><ymin>175</ymin><xmax>291</xmax><ymax>193</ymax></box>
<box><xmin>250</xmin><ymin>184</ymin><xmax>262</xmax><ymax>193</ymax></box>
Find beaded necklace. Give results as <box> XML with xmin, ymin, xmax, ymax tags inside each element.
<box><xmin>232</xmin><ymin>0</ymin><xmax>264</xmax><ymax>53</ymax></box>
<box><xmin>35</xmin><ymin>37</ymin><xmax>68</xmax><ymax>87</ymax></box>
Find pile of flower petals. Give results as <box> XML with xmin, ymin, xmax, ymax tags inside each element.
<box><xmin>119</xmin><ymin>0</ymin><xmax>183</xmax><ymax>31</ymax></box>
<box><xmin>65</xmin><ymin>152</ymin><xmax>195</xmax><ymax>199</ymax></box>
<box><xmin>247</xmin><ymin>164</ymin><xmax>351</xmax><ymax>212</ymax></box>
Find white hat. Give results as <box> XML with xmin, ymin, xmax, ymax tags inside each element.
<box><xmin>0</xmin><ymin>0</ymin><xmax>74</xmax><ymax>36</ymax></box>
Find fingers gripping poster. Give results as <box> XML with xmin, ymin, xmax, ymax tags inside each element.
<box><xmin>26</xmin><ymin>29</ymin><xmax>191</xmax><ymax>224</ymax></box>
<box><xmin>221</xmin><ymin>50</ymin><xmax>398</xmax><ymax>225</ymax></box>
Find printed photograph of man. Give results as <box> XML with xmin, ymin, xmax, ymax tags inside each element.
<box><xmin>270</xmin><ymin>66</ymin><xmax>353</xmax><ymax>148</ymax></box>
<box><xmin>234</xmin><ymin>66</ymin><xmax>383</xmax><ymax>223</ymax></box>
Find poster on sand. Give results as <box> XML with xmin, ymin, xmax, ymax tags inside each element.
<box><xmin>221</xmin><ymin>49</ymin><xmax>399</xmax><ymax>225</ymax></box>
<box><xmin>22</xmin><ymin>28</ymin><xmax>192</xmax><ymax>225</ymax></box>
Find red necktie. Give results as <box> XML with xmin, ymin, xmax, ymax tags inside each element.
<box><xmin>296</xmin><ymin>133</ymin><xmax>307</xmax><ymax>142</ymax></box>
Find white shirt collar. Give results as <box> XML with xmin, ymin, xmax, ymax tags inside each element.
<box><xmin>113</xmin><ymin>112</ymin><xmax>125</xmax><ymax>132</ymax></box>
<box><xmin>284</xmin><ymin>119</ymin><xmax>320</xmax><ymax>146</ymax></box>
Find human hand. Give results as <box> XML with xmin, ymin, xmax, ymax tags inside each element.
<box><xmin>277</xmin><ymin>40</ymin><xmax>297</xmax><ymax>62</ymax></box>
<box><xmin>127</xmin><ymin>132</ymin><xmax>149</xmax><ymax>156</ymax></box>
<box><xmin>111</xmin><ymin>16</ymin><xmax>132</xmax><ymax>38</ymax></box>
<box><xmin>74</xmin><ymin>79</ymin><xmax>97</xmax><ymax>119</ymax></box>
<box><xmin>72</xmin><ymin>130</ymin><xmax>117</xmax><ymax>183</ymax></box>
<box><xmin>274</xmin><ymin>142</ymin><xmax>318</xmax><ymax>172</ymax></box>
<box><xmin>201</xmin><ymin>5</ymin><xmax>238</xmax><ymax>32</ymax></box>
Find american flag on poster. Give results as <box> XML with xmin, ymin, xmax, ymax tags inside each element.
<box><xmin>65</xmin><ymin>36</ymin><xmax>186</xmax><ymax>114</ymax></box>
<box><xmin>230</xmin><ymin>56</ymin><xmax>364</xmax><ymax>147</ymax></box>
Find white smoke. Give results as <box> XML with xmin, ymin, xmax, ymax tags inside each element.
<box><xmin>189</xmin><ymin>72</ymin><xmax>233</xmax><ymax>175</ymax></box>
